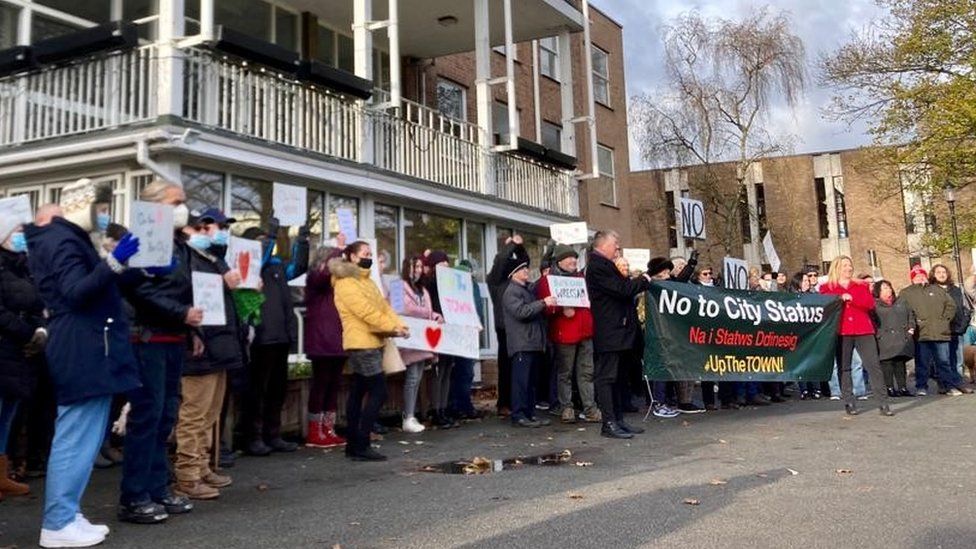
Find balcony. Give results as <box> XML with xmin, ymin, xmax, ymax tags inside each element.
<box><xmin>0</xmin><ymin>45</ymin><xmax>577</xmax><ymax>217</ymax></box>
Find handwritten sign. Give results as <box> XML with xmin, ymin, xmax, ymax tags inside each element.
<box><xmin>128</xmin><ymin>201</ymin><xmax>174</xmax><ymax>268</ymax></box>
<box><xmin>388</xmin><ymin>278</ymin><xmax>406</xmax><ymax>314</ymax></box>
<box><xmin>396</xmin><ymin>317</ymin><xmax>480</xmax><ymax>359</ymax></box>
<box><xmin>547</xmin><ymin>275</ymin><xmax>590</xmax><ymax>308</ymax></box>
<box><xmin>436</xmin><ymin>265</ymin><xmax>481</xmax><ymax>328</ymax></box>
<box><xmin>226</xmin><ymin>236</ymin><xmax>263</xmax><ymax>289</ymax></box>
<box><xmin>762</xmin><ymin>231</ymin><xmax>781</xmax><ymax>273</ymax></box>
<box><xmin>622</xmin><ymin>248</ymin><xmax>650</xmax><ymax>270</ymax></box>
<box><xmin>192</xmin><ymin>272</ymin><xmax>226</xmax><ymax>326</ymax></box>
<box><xmin>680</xmin><ymin>197</ymin><xmax>706</xmax><ymax>240</ymax></box>
<box><xmin>723</xmin><ymin>257</ymin><xmax>749</xmax><ymax>290</ymax></box>
<box><xmin>287</xmin><ymin>273</ymin><xmax>307</xmax><ymax>287</ymax></box>
<box><xmin>549</xmin><ymin>221</ymin><xmax>588</xmax><ymax>245</ymax></box>
<box><xmin>272</xmin><ymin>182</ymin><xmax>307</xmax><ymax>226</ymax></box>
<box><xmin>336</xmin><ymin>207</ymin><xmax>358</xmax><ymax>241</ymax></box>
<box><xmin>0</xmin><ymin>195</ymin><xmax>32</xmax><ymax>225</ymax></box>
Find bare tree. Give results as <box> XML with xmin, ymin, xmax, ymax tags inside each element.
<box><xmin>630</xmin><ymin>8</ymin><xmax>806</xmax><ymax>256</ymax></box>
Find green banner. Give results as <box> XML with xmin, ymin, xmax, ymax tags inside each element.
<box><xmin>643</xmin><ymin>281</ymin><xmax>843</xmax><ymax>382</ymax></box>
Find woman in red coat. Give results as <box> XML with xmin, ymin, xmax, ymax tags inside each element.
<box><xmin>819</xmin><ymin>256</ymin><xmax>893</xmax><ymax>416</ymax></box>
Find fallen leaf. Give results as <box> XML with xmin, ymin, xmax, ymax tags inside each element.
<box><xmin>683</xmin><ymin>498</ymin><xmax>701</xmax><ymax>506</ymax></box>
<box><xmin>256</xmin><ymin>483</ymin><xmax>269</xmax><ymax>491</ymax></box>
<box><xmin>682</xmin><ymin>421</ymin><xmax>690</xmax><ymax>427</ymax></box>
<box><xmin>349</xmin><ymin>521</ymin><xmax>361</xmax><ymax>526</ymax></box>
<box><xmin>568</xmin><ymin>492</ymin><xmax>584</xmax><ymax>500</ymax></box>
<box><xmin>756</xmin><ymin>473</ymin><xmax>768</xmax><ymax>478</ymax></box>
<box><xmin>420</xmin><ymin>465</ymin><xmax>438</xmax><ymax>472</ymax></box>
<box><xmin>708</xmin><ymin>479</ymin><xmax>727</xmax><ymax>486</ymax></box>
<box><xmin>577</xmin><ymin>427</ymin><xmax>587</xmax><ymax>432</ymax></box>
<box><xmin>718</xmin><ymin>439</ymin><xmax>728</xmax><ymax>444</ymax></box>
<box><xmin>787</xmin><ymin>468</ymin><xmax>799</xmax><ymax>476</ymax></box>
<box><xmin>462</xmin><ymin>457</ymin><xmax>493</xmax><ymax>475</ymax></box>
<box><xmin>835</xmin><ymin>468</ymin><xmax>853</xmax><ymax>475</ymax></box>
<box><xmin>414</xmin><ymin>441</ymin><xmax>424</xmax><ymax>445</ymax></box>
<box><xmin>575</xmin><ymin>461</ymin><xmax>594</xmax><ymax>467</ymax></box>
<box><xmin>398</xmin><ymin>441</ymin><xmax>410</xmax><ymax>445</ymax></box>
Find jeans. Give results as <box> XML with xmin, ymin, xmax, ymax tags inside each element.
<box><xmin>916</xmin><ymin>340</ymin><xmax>962</xmax><ymax>391</ymax></box>
<box><xmin>403</xmin><ymin>361</ymin><xmax>425</xmax><ymax>418</ymax></box>
<box><xmin>554</xmin><ymin>341</ymin><xmax>596</xmax><ymax>412</ymax></box>
<box><xmin>511</xmin><ymin>352</ymin><xmax>540</xmax><ymax>422</ymax></box>
<box><xmin>0</xmin><ymin>397</ymin><xmax>19</xmax><ymax>454</ymax></box>
<box><xmin>951</xmin><ymin>334</ymin><xmax>965</xmax><ymax>376</ymax></box>
<box><xmin>735</xmin><ymin>382</ymin><xmax>760</xmax><ymax>400</ymax></box>
<box><xmin>450</xmin><ymin>357</ymin><xmax>476</xmax><ymax>415</ymax></box>
<box><xmin>43</xmin><ymin>396</ymin><xmax>111</xmax><ymax>530</ymax></box>
<box><xmin>345</xmin><ymin>371</ymin><xmax>387</xmax><ymax>453</ymax></box>
<box><xmin>495</xmin><ymin>329</ymin><xmax>511</xmax><ymax>410</ymax></box>
<box><xmin>830</xmin><ymin>348</ymin><xmax>865</xmax><ymax>397</ymax></box>
<box><xmin>432</xmin><ymin>355</ymin><xmax>454</xmax><ymax>412</ymax></box>
<box><xmin>245</xmin><ymin>343</ymin><xmax>290</xmax><ymax>442</ymax></box>
<box><xmin>122</xmin><ymin>342</ymin><xmax>183</xmax><ymax>505</ymax></box>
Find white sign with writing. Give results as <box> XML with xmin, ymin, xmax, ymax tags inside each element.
<box><xmin>622</xmin><ymin>248</ymin><xmax>651</xmax><ymax>270</ymax></box>
<box><xmin>192</xmin><ymin>272</ymin><xmax>226</xmax><ymax>326</ymax></box>
<box><xmin>128</xmin><ymin>201</ymin><xmax>174</xmax><ymax>268</ymax></box>
<box><xmin>396</xmin><ymin>316</ymin><xmax>480</xmax><ymax>359</ymax></box>
<box><xmin>547</xmin><ymin>275</ymin><xmax>590</xmax><ymax>308</ymax></box>
<box><xmin>762</xmin><ymin>231</ymin><xmax>781</xmax><ymax>274</ymax></box>
<box><xmin>272</xmin><ymin>182</ymin><xmax>307</xmax><ymax>226</ymax></box>
<box><xmin>387</xmin><ymin>278</ymin><xmax>406</xmax><ymax>314</ymax></box>
<box><xmin>226</xmin><ymin>236</ymin><xmax>263</xmax><ymax>289</ymax></box>
<box><xmin>0</xmin><ymin>195</ymin><xmax>32</xmax><ymax>225</ymax></box>
<box><xmin>287</xmin><ymin>273</ymin><xmax>307</xmax><ymax>288</ymax></box>
<box><xmin>436</xmin><ymin>265</ymin><xmax>482</xmax><ymax>328</ymax></box>
<box><xmin>723</xmin><ymin>257</ymin><xmax>749</xmax><ymax>290</ymax></box>
<box><xmin>680</xmin><ymin>197</ymin><xmax>706</xmax><ymax>240</ymax></box>
<box><xmin>336</xmin><ymin>207</ymin><xmax>358</xmax><ymax>241</ymax></box>
<box><xmin>549</xmin><ymin>221</ymin><xmax>588</xmax><ymax>245</ymax></box>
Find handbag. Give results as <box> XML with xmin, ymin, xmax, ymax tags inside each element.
<box><xmin>381</xmin><ymin>338</ymin><xmax>406</xmax><ymax>375</ymax></box>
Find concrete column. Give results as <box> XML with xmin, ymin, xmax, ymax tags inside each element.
<box><xmin>557</xmin><ymin>30</ymin><xmax>575</xmax><ymax>155</ymax></box>
<box><xmin>353</xmin><ymin>0</ymin><xmax>374</xmax><ymax>164</ymax></box>
<box><xmin>157</xmin><ymin>0</ymin><xmax>185</xmax><ymax>118</ymax></box>
<box><xmin>473</xmin><ymin>0</ymin><xmax>494</xmax><ymax>195</ymax></box>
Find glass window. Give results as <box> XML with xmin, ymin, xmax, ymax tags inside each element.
<box><xmin>229</xmin><ymin>176</ymin><xmax>271</xmax><ymax>235</ymax></box>
<box><xmin>520</xmin><ymin>232</ymin><xmax>549</xmax><ymax>281</ymax></box>
<box><xmin>274</xmin><ymin>6</ymin><xmax>297</xmax><ymax>51</ymax></box>
<box><xmin>316</xmin><ymin>25</ymin><xmax>335</xmax><ymax>65</ymax></box>
<box><xmin>814</xmin><ymin>177</ymin><xmax>829</xmax><ymax>239</ymax></box>
<box><xmin>375</xmin><ymin>203</ymin><xmax>399</xmax><ymax>276</ymax></box>
<box><xmin>31</xmin><ymin>14</ymin><xmax>80</xmax><ymax>43</ymax></box>
<box><xmin>541</xmin><ymin>121</ymin><xmax>561</xmax><ymax>150</ymax></box>
<box><xmin>493</xmin><ymin>102</ymin><xmax>509</xmax><ymax>145</ymax></box>
<box><xmin>665</xmin><ymin>191</ymin><xmax>678</xmax><ymax>249</ymax></box>
<box><xmin>181</xmin><ymin>168</ymin><xmax>225</xmax><ymax>213</ymax></box>
<box><xmin>833</xmin><ymin>176</ymin><xmax>849</xmax><ymax>239</ymax></box>
<box><xmin>374</xmin><ymin>49</ymin><xmax>390</xmax><ymax>90</ymax></box>
<box><xmin>36</xmin><ymin>0</ymin><xmax>110</xmax><ymax>24</ymax></box>
<box><xmin>216</xmin><ymin>0</ymin><xmax>272</xmax><ymax>43</ymax></box>
<box><xmin>306</xmin><ymin>190</ymin><xmax>325</xmax><ymax>251</ymax></box>
<box><xmin>404</xmin><ymin>209</ymin><xmax>461</xmax><ymax>264</ymax></box>
<box><xmin>756</xmin><ymin>183</ymin><xmax>768</xmax><ymax>234</ymax></box>
<box><xmin>597</xmin><ymin>144</ymin><xmax>616</xmax><ymax>206</ymax></box>
<box><xmin>337</xmin><ymin>33</ymin><xmax>354</xmax><ymax>72</ymax></box>
<box><xmin>496</xmin><ymin>227</ymin><xmax>512</xmax><ymax>251</ymax></box>
<box><xmin>0</xmin><ymin>4</ymin><xmax>18</xmax><ymax>49</ymax></box>
<box><xmin>465</xmin><ymin>221</ymin><xmax>486</xmax><ymax>279</ymax></box>
<box><xmin>592</xmin><ymin>45</ymin><xmax>610</xmax><ymax>106</ymax></box>
<box><xmin>539</xmin><ymin>36</ymin><xmax>559</xmax><ymax>80</ymax></box>
<box><xmin>738</xmin><ymin>186</ymin><xmax>751</xmax><ymax>244</ymax></box>
<box><xmin>436</xmin><ymin>79</ymin><xmax>466</xmax><ymax>122</ymax></box>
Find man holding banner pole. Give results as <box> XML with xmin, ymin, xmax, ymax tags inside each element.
<box><xmin>585</xmin><ymin>231</ymin><xmax>651</xmax><ymax>439</ymax></box>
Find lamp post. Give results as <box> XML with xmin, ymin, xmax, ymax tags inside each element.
<box><xmin>944</xmin><ymin>184</ymin><xmax>964</xmax><ymax>283</ymax></box>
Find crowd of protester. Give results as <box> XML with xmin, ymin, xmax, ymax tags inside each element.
<box><xmin>1</xmin><ymin>178</ymin><xmax>974</xmax><ymax>547</ymax></box>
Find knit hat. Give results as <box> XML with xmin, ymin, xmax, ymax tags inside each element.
<box><xmin>425</xmin><ymin>250</ymin><xmax>450</xmax><ymax>268</ymax></box>
<box><xmin>647</xmin><ymin>257</ymin><xmax>674</xmax><ymax>277</ymax></box>
<box><xmin>910</xmin><ymin>265</ymin><xmax>928</xmax><ymax>281</ymax></box>
<box><xmin>505</xmin><ymin>256</ymin><xmax>529</xmax><ymax>278</ymax></box>
<box><xmin>552</xmin><ymin>244</ymin><xmax>577</xmax><ymax>264</ymax></box>
<box><xmin>60</xmin><ymin>178</ymin><xmax>113</xmax><ymax>232</ymax></box>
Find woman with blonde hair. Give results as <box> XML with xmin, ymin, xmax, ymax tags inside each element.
<box><xmin>819</xmin><ymin>256</ymin><xmax>892</xmax><ymax>416</ymax></box>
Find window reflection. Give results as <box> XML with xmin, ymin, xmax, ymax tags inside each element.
<box><xmin>404</xmin><ymin>209</ymin><xmax>460</xmax><ymax>264</ymax></box>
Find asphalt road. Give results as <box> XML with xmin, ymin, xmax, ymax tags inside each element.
<box><xmin>3</xmin><ymin>394</ymin><xmax>976</xmax><ymax>548</ymax></box>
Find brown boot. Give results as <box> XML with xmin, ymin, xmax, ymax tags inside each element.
<box><xmin>0</xmin><ymin>455</ymin><xmax>29</xmax><ymax>497</ymax></box>
<box><xmin>202</xmin><ymin>471</ymin><xmax>233</xmax><ymax>488</ymax></box>
<box><xmin>175</xmin><ymin>480</ymin><xmax>220</xmax><ymax>500</ymax></box>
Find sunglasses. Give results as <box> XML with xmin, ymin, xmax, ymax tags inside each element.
<box><xmin>700</xmin><ymin>272</ymin><xmax>713</xmax><ymax>277</ymax></box>
<box><xmin>806</xmin><ymin>273</ymin><xmax>819</xmax><ymax>278</ymax></box>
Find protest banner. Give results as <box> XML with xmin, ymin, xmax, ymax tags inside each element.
<box><xmin>0</xmin><ymin>195</ymin><xmax>32</xmax><ymax>225</ymax></box>
<box><xmin>192</xmin><ymin>272</ymin><xmax>226</xmax><ymax>326</ymax></box>
<box><xmin>549</xmin><ymin>221</ymin><xmax>588</xmax><ymax>245</ymax></box>
<box><xmin>436</xmin><ymin>264</ymin><xmax>481</xmax><ymax>328</ymax></box>
<box><xmin>396</xmin><ymin>317</ymin><xmax>480</xmax><ymax>360</ymax></box>
<box><xmin>336</xmin><ymin>208</ymin><xmax>358</xmax><ymax>240</ymax></box>
<box><xmin>643</xmin><ymin>281</ymin><xmax>842</xmax><ymax>382</ymax></box>
<box><xmin>622</xmin><ymin>248</ymin><xmax>650</xmax><ymax>270</ymax></box>
<box><xmin>128</xmin><ymin>201</ymin><xmax>174</xmax><ymax>268</ymax></box>
<box><xmin>680</xmin><ymin>197</ymin><xmax>706</xmax><ymax>240</ymax></box>
<box><xmin>723</xmin><ymin>257</ymin><xmax>749</xmax><ymax>290</ymax></box>
<box><xmin>546</xmin><ymin>275</ymin><xmax>590</xmax><ymax>307</ymax></box>
<box><xmin>226</xmin><ymin>236</ymin><xmax>263</xmax><ymax>289</ymax></box>
<box><xmin>763</xmin><ymin>232</ymin><xmax>781</xmax><ymax>273</ymax></box>
<box><xmin>272</xmin><ymin>182</ymin><xmax>307</xmax><ymax>226</ymax></box>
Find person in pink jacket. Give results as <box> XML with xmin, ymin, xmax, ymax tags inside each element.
<box><xmin>395</xmin><ymin>256</ymin><xmax>443</xmax><ymax>433</ymax></box>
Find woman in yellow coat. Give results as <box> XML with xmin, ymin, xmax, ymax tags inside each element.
<box><xmin>330</xmin><ymin>241</ymin><xmax>409</xmax><ymax>461</ymax></box>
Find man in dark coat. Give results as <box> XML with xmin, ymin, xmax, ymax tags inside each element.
<box><xmin>584</xmin><ymin>230</ymin><xmax>651</xmax><ymax>439</ymax></box>
<box><xmin>487</xmin><ymin>235</ymin><xmax>529</xmax><ymax>416</ymax></box>
<box><xmin>26</xmin><ymin>178</ymin><xmax>141</xmax><ymax>547</ymax></box>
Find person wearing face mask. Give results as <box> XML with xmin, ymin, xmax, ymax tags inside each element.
<box><xmin>331</xmin><ymin>241</ymin><xmax>409</xmax><ymax>461</ymax></box>
<box><xmin>25</xmin><ymin>178</ymin><xmax>142</xmax><ymax>548</ymax></box>
<box><xmin>239</xmin><ymin>218</ymin><xmax>309</xmax><ymax>457</ymax></box>
<box><xmin>0</xmin><ymin>220</ymin><xmax>46</xmax><ymax>502</ymax></box>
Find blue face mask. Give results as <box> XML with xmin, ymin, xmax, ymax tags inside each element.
<box><xmin>211</xmin><ymin>230</ymin><xmax>229</xmax><ymax>247</ymax></box>
<box><xmin>10</xmin><ymin>232</ymin><xmax>27</xmax><ymax>253</ymax></box>
<box><xmin>188</xmin><ymin>234</ymin><xmax>212</xmax><ymax>251</ymax></box>
<box><xmin>96</xmin><ymin>212</ymin><xmax>111</xmax><ymax>233</ymax></box>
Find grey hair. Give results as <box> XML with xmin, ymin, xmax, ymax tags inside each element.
<box><xmin>592</xmin><ymin>230</ymin><xmax>620</xmax><ymax>248</ymax></box>
<box><xmin>140</xmin><ymin>180</ymin><xmax>181</xmax><ymax>203</ymax></box>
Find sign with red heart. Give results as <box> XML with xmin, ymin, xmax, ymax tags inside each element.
<box><xmin>396</xmin><ymin>317</ymin><xmax>480</xmax><ymax>359</ymax></box>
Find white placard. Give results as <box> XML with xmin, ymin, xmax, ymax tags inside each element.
<box><xmin>287</xmin><ymin>273</ymin><xmax>307</xmax><ymax>287</ymax></box>
<box><xmin>388</xmin><ymin>278</ymin><xmax>405</xmax><ymax>313</ymax></box>
<box><xmin>622</xmin><ymin>248</ymin><xmax>651</xmax><ymax>270</ymax></box>
<box><xmin>395</xmin><ymin>317</ymin><xmax>481</xmax><ymax>359</ymax></box>
<box><xmin>762</xmin><ymin>231</ymin><xmax>781</xmax><ymax>273</ymax></box>
<box><xmin>436</xmin><ymin>265</ymin><xmax>482</xmax><ymax>328</ymax></box>
<box><xmin>128</xmin><ymin>201</ymin><xmax>174</xmax><ymax>268</ymax></box>
<box><xmin>723</xmin><ymin>257</ymin><xmax>749</xmax><ymax>290</ymax></box>
<box><xmin>549</xmin><ymin>221</ymin><xmax>588</xmax><ymax>245</ymax></box>
<box><xmin>680</xmin><ymin>197</ymin><xmax>706</xmax><ymax>240</ymax></box>
<box><xmin>547</xmin><ymin>275</ymin><xmax>590</xmax><ymax>308</ymax></box>
<box><xmin>272</xmin><ymin>182</ymin><xmax>307</xmax><ymax>226</ymax></box>
<box><xmin>336</xmin><ymin>208</ymin><xmax>358</xmax><ymax>241</ymax></box>
<box><xmin>0</xmin><ymin>195</ymin><xmax>32</xmax><ymax>225</ymax></box>
<box><xmin>226</xmin><ymin>236</ymin><xmax>263</xmax><ymax>289</ymax></box>
<box><xmin>192</xmin><ymin>272</ymin><xmax>226</xmax><ymax>326</ymax></box>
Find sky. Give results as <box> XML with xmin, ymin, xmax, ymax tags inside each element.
<box><xmin>595</xmin><ymin>0</ymin><xmax>889</xmax><ymax>170</ymax></box>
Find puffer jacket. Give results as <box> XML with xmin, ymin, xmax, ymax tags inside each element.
<box><xmin>502</xmin><ymin>280</ymin><xmax>547</xmax><ymax>355</ymax></box>
<box><xmin>330</xmin><ymin>258</ymin><xmax>403</xmax><ymax>351</ymax></box>
<box><xmin>899</xmin><ymin>283</ymin><xmax>956</xmax><ymax>342</ymax></box>
<box><xmin>0</xmin><ymin>248</ymin><xmax>45</xmax><ymax>400</ymax></box>
<box><xmin>942</xmin><ymin>284</ymin><xmax>970</xmax><ymax>335</ymax></box>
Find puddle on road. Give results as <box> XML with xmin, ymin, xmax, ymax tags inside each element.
<box><xmin>419</xmin><ymin>449</ymin><xmax>578</xmax><ymax>474</ymax></box>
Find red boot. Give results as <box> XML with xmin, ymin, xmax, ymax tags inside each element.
<box><xmin>321</xmin><ymin>411</ymin><xmax>346</xmax><ymax>448</ymax></box>
<box><xmin>305</xmin><ymin>414</ymin><xmax>331</xmax><ymax>448</ymax></box>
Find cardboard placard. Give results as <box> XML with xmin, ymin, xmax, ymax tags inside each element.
<box><xmin>723</xmin><ymin>257</ymin><xmax>749</xmax><ymax>290</ymax></box>
<box><xmin>396</xmin><ymin>316</ymin><xmax>481</xmax><ymax>359</ymax></box>
<box><xmin>622</xmin><ymin>248</ymin><xmax>651</xmax><ymax>270</ymax></box>
<box><xmin>436</xmin><ymin>265</ymin><xmax>482</xmax><ymax>328</ymax></box>
<box><xmin>763</xmin><ymin>232</ymin><xmax>781</xmax><ymax>273</ymax></box>
<box><xmin>128</xmin><ymin>201</ymin><xmax>174</xmax><ymax>268</ymax></box>
<box><xmin>226</xmin><ymin>236</ymin><xmax>263</xmax><ymax>289</ymax></box>
<box><xmin>336</xmin><ymin>207</ymin><xmax>358</xmax><ymax>241</ymax></box>
<box><xmin>680</xmin><ymin>197</ymin><xmax>706</xmax><ymax>240</ymax></box>
<box><xmin>192</xmin><ymin>272</ymin><xmax>226</xmax><ymax>326</ymax></box>
<box><xmin>549</xmin><ymin>221</ymin><xmax>588</xmax><ymax>245</ymax></box>
<box><xmin>0</xmin><ymin>195</ymin><xmax>32</xmax><ymax>225</ymax></box>
<box><xmin>272</xmin><ymin>182</ymin><xmax>307</xmax><ymax>226</ymax></box>
<box><xmin>547</xmin><ymin>275</ymin><xmax>590</xmax><ymax>307</ymax></box>
<box><xmin>388</xmin><ymin>278</ymin><xmax>406</xmax><ymax>313</ymax></box>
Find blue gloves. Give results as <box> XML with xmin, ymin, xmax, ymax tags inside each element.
<box><xmin>145</xmin><ymin>255</ymin><xmax>177</xmax><ymax>277</ymax></box>
<box><xmin>112</xmin><ymin>233</ymin><xmax>141</xmax><ymax>264</ymax></box>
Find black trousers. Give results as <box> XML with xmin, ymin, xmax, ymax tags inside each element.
<box><xmin>345</xmin><ymin>373</ymin><xmax>388</xmax><ymax>453</ymax></box>
<box><xmin>880</xmin><ymin>358</ymin><xmax>908</xmax><ymax>391</ymax></box>
<box><xmin>837</xmin><ymin>335</ymin><xmax>887</xmax><ymax>407</ymax></box>
<box><xmin>244</xmin><ymin>342</ymin><xmax>291</xmax><ymax>442</ymax></box>
<box><xmin>496</xmin><ymin>328</ymin><xmax>512</xmax><ymax>410</ymax></box>
<box><xmin>594</xmin><ymin>351</ymin><xmax>628</xmax><ymax>422</ymax></box>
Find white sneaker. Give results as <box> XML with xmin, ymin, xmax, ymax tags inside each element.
<box><xmin>40</xmin><ymin>518</ymin><xmax>106</xmax><ymax>548</ymax></box>
<box><xmin>652</xmin><ymin>404</ymin><xmax>680</xmax><ymax>418</ymax></box>
<box><xmin>829</xmin><ymin>395</ymin><xmax>841</xmax><ymax>401</ymax></box>
<box><xmin>948</xmin><ymin>388</ymin><xmax>963</xmax><ymax>396</ymax></box>
<box><xmin>856</xmin><ymin>395</ymin><xmax>869</xmax><ymax>401</ymax></box>
<box><xmin>75</xmin><ymin>514</ymin><xmax>109</xmax><ymax>536</ymax></box>
<box><xmin>402</xmin><ymin>416</ymin><xmax>426</xmax><ymax>433</ymax></box>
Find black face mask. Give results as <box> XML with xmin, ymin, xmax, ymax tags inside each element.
<box><xmin>358</xmin><ymin>258</ymin><xmax>373</xmax><ymax>270</ymax></box>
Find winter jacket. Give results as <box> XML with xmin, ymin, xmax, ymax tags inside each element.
<box><xmin>124</xmin><ymin>238</ymin><xmax>194</xmax><ymax>340</ymax></box>
<box><xmin>874</xmin><ymin>298</ymin><xmax>916</xmax><ymax>361</ymax></box>
<box><xmin>398</xmin><ymin>281</ymin><xmax>440</xmax><ymax>364</ymax></box>
<box><xmin>331</xmin><ymin>258</ymin><xmax>403</xmax><ymax>351</ymax></box>
<box><xmin>819</xmin><ymin>280</ymin><xmax>876</xmax><ymax>336</ymax></box>
<box><xmin>0</xmin><ymin>249</ymin><xmax>45</xmax><ymax>400</ymax></box>
<box><xmin>253</xmin><ymin>237</ymin><xmax>308</xmax><ymax>346</ymax></box>
<box><xmin>502</xmin><ymin>280</ymin><xmax>547</xmax><ymax>356</ymax></box>
<box><xmin>421</xmin><ymin>273</ymin><xmax>443</xmax><ymax>316</ymax></box>
<box><xmin>24</xmin><ymin>218</ymin><xmax>140</xmax><ymax>405</ymax></box>
<box><xmin>487</xmin><ymin>242</ymin><xmax>527</xmax><ymax>331</ymax></box>
<box><xmin>942</xmin><ymin>284</ymin><xmax>970</xmax><ymax>335</ymax></box>
<box><xmin>899</xmin><ymin>283</ymin><xmax>956</xmax><ymax>342</ymax></box>
<box><xmin>585</xmin><ymin>251</ymin><xmax>650</xmax><ymax>353</ymax></box>
<box><xmin>183</xmin><ymin>247</ymin><xmax>244</xmax><ymax>376</ymax></box>
<box><xmin>304</xmin><ymin>248</ymin><xmax>346</xmax><ymax>359</ymax></box>
<box><xmin>535</xmin><ymin>269</ymin><xmax>594</xmax><ymax>345</ymax></box>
